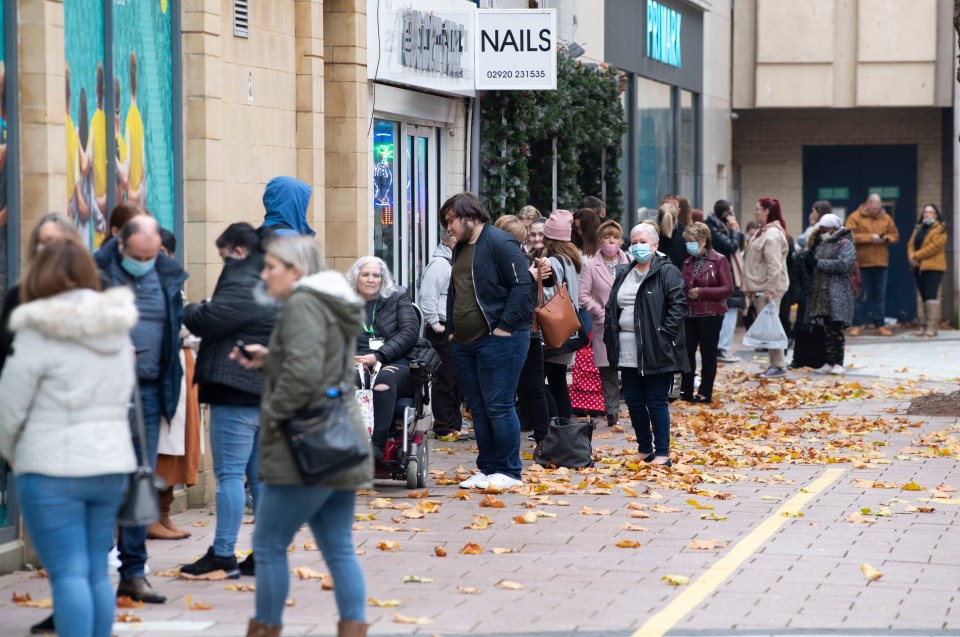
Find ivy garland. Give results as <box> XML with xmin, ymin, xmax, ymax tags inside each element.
<box><xmin>480</xmin><ymin>52</ymin><xmax>628</xmax><ymax>219</ymax></box>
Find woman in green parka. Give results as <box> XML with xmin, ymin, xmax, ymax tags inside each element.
<box><xmin>232</xmin><ymin>236</ymin><xmax>371</xmax><ymax>637</ymax></box>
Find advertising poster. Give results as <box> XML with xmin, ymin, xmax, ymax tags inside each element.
<box><xmin>112</xmin><ymin>0</ymin><xmax>175</xmax><ymax>232</ymax></box>
<box><xmin>64</xmin><ymin>0</ymin><xmax>106</xmax><ymax>250</ymax></box>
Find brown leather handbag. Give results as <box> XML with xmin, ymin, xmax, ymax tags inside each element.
<box><xmin>535</xmin><ymin>279</ymin><xmax>582</xmax><ymax>349</ymax></box>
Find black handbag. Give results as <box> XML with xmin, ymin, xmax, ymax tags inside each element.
<box><xmin>727</xmin><ymin>287</ymin><xmax>746</xmax><ymax>309</ymax></box>
<box><xmin>117</xmin><ymin>386</ymin><xmax>167</xmax><ymax>527</ymax></box>
<box><xmin>535</xmin><ymin>417</ymin><xmax>595</xmax><ymax>469</ymax></box>
<box><xmin>282</xmin><ymin>343</ymin><xmax>369</xmax><ymax>485</ymax></box>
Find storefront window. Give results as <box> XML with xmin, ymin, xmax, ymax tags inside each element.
<box><xmin>0</xmin><ymin>0</ymin><xmax>13</xmax><ymax>538</ymax></box>
<box><xmin>373</xmin><ymin>119</ymin><xmax>398</xmax><ymax>271</ymax></box>
<box><xmin>635</xmin><ymin>77</ymin><xmax>673</xmax><ymax>211</ymax></box>
<box><xmin>679</xmin><ymin>89</ymin><xmax>698</xmax><ymax>205</ymax></box>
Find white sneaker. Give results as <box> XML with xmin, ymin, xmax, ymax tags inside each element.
<box><xmin>109</xmin><ymin>546</ymin><xmax>121</xmax><ymax>569</ymax></box>
<box><xmin>830</xmin><ymin>364</ymin><xmax>846</xmax><ymax>375</ymax></box>
<box><xmin>484</xmin><ymin>473</ymin><xmax>523</xmax><ymax>490</ymax></box>
<box><xmin>813</xmin><ymin>364</ymin><xmax>832</xmax><ymax>374</ymax></box>
<box><xmin>459</xmin><ymin>472</ymin><xmax>488</xmax><ymax>489</ymax></box>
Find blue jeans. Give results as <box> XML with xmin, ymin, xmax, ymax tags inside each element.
<box><xmin>620</xmin><ymin>369</ymin><xmax>672</xmax><ymax>456</ymax></box>
<box><xmin>210</xmin><ymin>405</ymin><xmax>262</xmax><ymax>556</ymax></box>
<box><xmin>452</xmin><ymin>331</ymin><xmax>530</xmax><ymax>479</ymax></box>
<box><xmin>18</xmin><ymin>473</ymin><xmax>128</xmax><ymax>637</ymax></box>
<box><xmin>854</xmin><ymin>266</ymin><xmax>888</xmax><ymax>328</ymax></box>
<box><xmin>718</xmin><ymin>307</ymin><xmax>738</xmax><ymax>353</ymax></box>
<box><xmin>117</xmin><ymin>382</ymin><xmax>160</xmax><ymax>580</ymax></box>
<box><xmin>253</xmin><ymin>485</ymin><xmax>364</xmax><ymax>625</ymax></box>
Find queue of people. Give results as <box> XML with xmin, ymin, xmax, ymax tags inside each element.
<box><xmin>0</xmin><ymin>183</ymin><xmax>949</xmax><ymax>637</ymax></box>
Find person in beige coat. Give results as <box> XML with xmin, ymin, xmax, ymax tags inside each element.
<box><xmin>232</xmin><ymin>237</ymin><xmax>370</xmax><ymax>637</ymax></box>
<box><xmin>742</xmin><ymin>197</ymin><xmax>790</xmax><ymax>378</ymax></box>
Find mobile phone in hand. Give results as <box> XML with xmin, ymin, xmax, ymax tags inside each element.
<box><xmin>235</xmin><ymin>340</ymin><xmax>254</xmax><ymax>360</ymax></box>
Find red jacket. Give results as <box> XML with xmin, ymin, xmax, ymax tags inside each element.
<box><xmin>682</xmin><ymin>249</ymin><xmax>733</xmax><ymax>317</ymax></box>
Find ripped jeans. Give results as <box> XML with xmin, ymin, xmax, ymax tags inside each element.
<box><xmin>361</xmin><ymin>363</ymin><xmax>412</xmax><ymax>459</ymax></box>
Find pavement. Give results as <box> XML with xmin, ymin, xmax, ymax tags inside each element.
<box><xmin>2</xmin><ymin>329</ymin><xmax>959</xmax><ymax>637</ymax></box>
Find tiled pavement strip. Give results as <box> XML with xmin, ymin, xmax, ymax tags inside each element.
<box><xmin>1</xmin><ymin>331</ymin><xmax>959</xmax><ymax>637</ymax></box>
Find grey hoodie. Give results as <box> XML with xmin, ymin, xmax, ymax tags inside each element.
<box><xmin>418</xmin><ymin>243</ymin><xmax>453</xmax><ymax>329</ymax></box>
<box><xmin>258</xmin><ymin>271</ymin><xmax>372</xmax><ymax>488</ymax></box>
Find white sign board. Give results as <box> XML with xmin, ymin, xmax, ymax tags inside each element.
<box><xmin>367</xmin><ymin>0</ymin><xmax>477</xmax><ymax>97</ymax></box>
<box><xmin>475</xmin><ymin>9</ymin><xmax>557</xmax><ymax>91</ymax></box>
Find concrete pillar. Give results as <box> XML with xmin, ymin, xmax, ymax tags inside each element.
<box><xmin>296</xmin><ymin>0</ymin><xmax>326</xmax><ymax>256</ymax></box>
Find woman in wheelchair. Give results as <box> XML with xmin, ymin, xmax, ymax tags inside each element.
<box><xmin>346</xmin><ymin>257</ymin><xmax>419</xmax><ymax>462</ymax></box>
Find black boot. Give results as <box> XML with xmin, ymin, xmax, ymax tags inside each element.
<box><xmin>180</xmin><ymin>546</ymin><xmax>240</xmax><ymax>579</ymax></box>
<box><xmin>239</xmin><ymin>551</ymin><xmax>256</xmax><ymax>576</ymax></box>
<box><xmin>30</xmin><ymin>614</ymin><xmax>55</xmax><ymax>634</ymax></box>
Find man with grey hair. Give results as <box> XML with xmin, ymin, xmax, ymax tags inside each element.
<box><xmin>845</xmin><ymin>193</ymin><xmax>899</xmax><ymax>336</ymax></box>
<box><xmin>419</xmin><ymin>228</ymin><xmax>463</xmax><ymax>437</ymax></box>
<box><xmin>95</xmin><ymin>214</ymin><xmax>187</xmax><ymax>604</ymax></box>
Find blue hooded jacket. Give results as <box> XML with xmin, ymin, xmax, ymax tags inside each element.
<box><xmin>262</xmin><ymin>176</ymin><xmax>315</xmax><ymax>237</ymax></box>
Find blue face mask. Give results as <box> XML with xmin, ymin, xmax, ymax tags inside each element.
<box><xmin>923</xmin><ymin>218</ymin><xmax>935</xmax><ymax>226</ymax></box>
<box><xmin>685</xmin><ymin>241</ymin><xmax>701</xmax><ymax>256</ymax></box>
<box><xmin>121</xmin><ymin>255</ymin><xmax>157</xmax><ymax>278</ymax></box>
<box><xmin>630</xmin><ymin>244</ymin><xmax>653</xmax><ymax>263</ymax></box>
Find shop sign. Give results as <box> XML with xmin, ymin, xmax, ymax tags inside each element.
<box><xmin>368</xmin><ymin>0</ymin><xmax>477</xmax><ymax>96</ymax></box>
<box><xmin>817</xmin><ymin>187</ymin><xmax>850</xmax><ymax>200</ymax></box>
<box><xmin>868</xmin><ymin>186</ymin><xmax>900</xmax><ymax>199</ymax></box>
<box><xmin>646</xmin><ymin>0</ymin><xmax>682</xmax><ymax>68</ymax></box>
<box><xmin>475</xmin><ymin>9</ymin><xmax>557</xmax><ymax>90</ymax></box>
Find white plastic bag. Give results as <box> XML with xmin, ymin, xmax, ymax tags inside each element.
<box><xmin>742</xmin><ymin>301</ymin><xmax>789</xmax><ymax>350</ymax></box>
<box><xmin>355</xmin><ymin>363</ymin><xmax>379</xmax><ymax>437</ymax></box>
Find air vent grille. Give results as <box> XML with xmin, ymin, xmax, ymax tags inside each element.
<box><xmin>234</xmin><ymin>0</ymin><xmax>249</xmax><ymax>38</ymax></box>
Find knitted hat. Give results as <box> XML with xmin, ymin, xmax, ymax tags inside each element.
<box><xmin>818</xmin><ymin>213</ymin><xmax>842</xmax><ymax>229</ymax></box>
<box><xmin>543</xmin><ymin>209</ymin><xmax>573</xmax><ymax>241</ymax></box>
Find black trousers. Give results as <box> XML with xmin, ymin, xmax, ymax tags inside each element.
<box><xmin>544</xmin><ymin>361</ymin><xmax>572</xmax><ymax>421</ymax></box>
<box><xmin>680</xmin><ymin>314</ymin><xmax>724</xmax><ymax>400</ymax></box>
<box><xmin>426</xmin><ymin>327</ymin><xmax>463</xmax><ymax>433</ymax></box>
<box><xmin>516</xmin><ymin>335</ymin><xmax>553</xmax><ymax>442</ymax></box>
<box><xmin>361</xmin><ymin>364</ymin><xmax>412</xmax><ymax>458</ymax></box>
<box><xmin>916</xmin><ymin>271</ymin><xmax>944</xmax><ymax>301</ymax></box>
<box><xmin>824</xmin><ymin>320</ymin><xmax>845</xmax><ymax>366</ymax></box>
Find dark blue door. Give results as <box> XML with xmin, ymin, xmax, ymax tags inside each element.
<box><xmin>802</xmin><ymin>145</ymin><xmax>918</xmax><ymax>322</ymax></box>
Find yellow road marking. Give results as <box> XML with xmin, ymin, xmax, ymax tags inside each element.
<box><xmin>632</xmin><ymin>467</ymin><xmax>845</xmax><ymax>637</ymax></box>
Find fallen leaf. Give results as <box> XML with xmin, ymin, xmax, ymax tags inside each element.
<box><xmin>11</xmin><ymin>593</ymin><xmax>53</xmax><ymax>608</ymax></box>
<box><xmin>178</xmin><ymin>569</ymin><xmax>229</xmax><ymax>581</ymax></box>
<box><xmin>579</xmin><ymin>506</ymin><xmax>612</xmax><ymax>516</ymax></box>
<box><xmin>355</xmin><ymin>513</ymin><xmax>377</xmax><ymax>521</ymax></box>
<box><xmin>401</xmin><ymin>509</ymin><xmax>425</xmax><ymax>519</ymax></box>
<box><xmin>467</xmin><ymin>514</ymin><xmax>494</xmax><ymax>530</ymax></box>
<box><xmin>460</xmin><ymin>542</ymin><xmax>484</xmax><ymax>555</ymax></box>
<box><xmin>402</xmin><ymin>575</ymin><xmax>433</xmax><ymax>584</ymax></box>
<box><xmin>630</xmin><ymin>510</ymin><xmax>651</xmax><ymax>519</ymax></box>
<box><xmin>368</xmin><ymin>597</ymin><xmax>401</xmax><ymax>607</ymax></box>
<box><xmin>450</xmin><ymin>490</ymin><xmax>473</xmax><ymax>500</ymax></box>
<box><xmin>512</xmin><ymin>512</ymin><xmax>538</xmax><ymax>524</ymax></box>
<box><xmin>191</xmin><ymin>520</ymin><xmax>209</xmax><ymax>527</ymax></box>
<box><xmin>687</xmin><ymin>539</ymin><xmax>728</xmax><ymax>550</ymax></box>
<box><xmin>392</xmin><ymin>614</ymin><xmax>433</xmax><ymax>625</ymax></box>
<box><xmin>615</xmin><ymin>540</ymin><xmax>641</xmax><ymax>548</ymax></box>
<box><xmin>302</xmin><ymin>541</ymin><xmax>318</xmax><ymax>550</ymax></box>
<box><xmin>377</xmin><ymin>541</ymin><xmax>401</xmax><ymax>552</ymax></box>
<box><xmin>491</xmin><ymin>547</ymin><xmax>520</xmax><ymax>554</ymax></box>
<box><xmin>415</xmin><ymin>500</ymin><xmax>442</xmax><ymax>513</ymax></box>
<box><xmin>619</xmin><ymin>524</ymin><xmax>649</xmax><ymax>532</ymax></box>
<box><xmin>480</xmin><ymin>495</ymin><xmax>506</xmax><ymax>508</ymax></box>
<box><xmin>916</xmin><ymin>506</ymin><xmax>936</xmax><ymax>513</ymax></box>
<box><xmin>115</xmin><ymin>611</ymin><xmax>143</xmax><ymax>623</ymax></box>
<box><xmin>369</xmin><ymin>524</ymin><xmax>402</xmax><ymax>532</ymax></box>
<box><xmin>661</xmin><ymin>574</ymin><xmax>690</xmax><ymax>586</ymax></box>
<box><xmin>780</xmin><ymin>511</ymin><xmax>804</xmax><ymax>518</ymax></box>
<box><xmin>434</xmin><ymin>546</ymin><xmax>448</xmax><ymax>557</ymax></box>
<box><xmin>293</xmin><ymin>567</ymin><xmax>327</xmax><ymax>580</ymax></box>
<box><xmin>496</xmin><ymin>580</ymin><xmax>524</xmax><ymax>590</ymax></box>
<box><xmin>285</xmin><ymin>598</ymin><xmax>296</xmax><ymax>607</ymax></box>
<box><xmin>153</xmin><ymin>567</ymin><xmax>181</xmax><ymax>578</ymax></box>
<box><xmin>652</xmin><ymin>505</ymin><xmax>681</xmax><ymax>513</ymax></box>
<box><xmin>700</xmin><ymin>513</ymin><xmax>728</xmax><ymax>521</ymax></box>
<box><xmin>116</xmin><ymin>595</ymin><xmax>143</xmax><ymax>609</ymax></box>
<box><xmin>321</xmin><ymin>574</ymin><xmax>335</xmax><ymax>590</ymax></box>
<box><xmin>860</xmin><ymin>563</ymin><xmax>883</xmax><ymax>581</ymax></box>
<box><xmin>225</xmin><ymin>584</ymin><xmax>256</xmax><ymax>592</ymax></box>
<box><xmin>185</xmin><ymin>595</ymin><xmax>213</xmax><ymax>610</ymax></box>
<box><xmin>846</xmin><ymin>513</ymin><xmax>875</xmax><ymax>524</ymax></box>
<box><xmin>456</xmin><ymin>586</ymin><xmax>481</xmax><ymax>594</ymax></box>
<box><xmin>685</xmin><ymin>498</ymin><xmax>715</xmax><ymax>510</ymax></box>
<box><xmin>369</xmin><ymin>498</ymin><xmax>395</xmax><ymax>508</ymax></box>
<box><xmin>901</xmin><ymin>481</ymin><xmax>925</xmax><ymax>491</ymax></box>
<box><xmin>407</xmin><ymin>489</ymin><xmax>430</xmax><ymax>498</ymax></box>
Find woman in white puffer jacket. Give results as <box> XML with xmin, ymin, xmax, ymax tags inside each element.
<box><xmin>0</xmin><ymin>240</ymin><xmax>138</xmax><ymax>637</ymax></box>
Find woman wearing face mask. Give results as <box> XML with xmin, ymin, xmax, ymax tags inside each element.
<box><xmin>679</xmin><ymin>222</ymin><xmax>732</xmax><ymax>403</ymax></box>
<box><xmin>1</xmin><ymin>213</ymin><xmax>83</xmax><ymax>372</ymax></box>
<box><xmin>604</xmin><ymin>224</ymin><xmax>688</xmax><ymax>466</ymax></box>
<box><xmin>805</xmin><ymin>214</ymin><xmax>856</xmax><ymax>374</ymax></box>
<box><xmin>179</xmin><ymin>223</ymin><xmax>278</xmax><ymax>577</ymax></box>
<box><xmin>907</xmin><ymin>204</ymin><xmax>947</xmax><ymax>338</ymax></box>
<box><xmin>579</xmin><ymin>220</ymin><xmax>630</xmax><ymax>426</ymax></box>
<box><xmin>742</xmin><ymin>197</ymin><xmax>791</xmax><ymax>378</ymax></box>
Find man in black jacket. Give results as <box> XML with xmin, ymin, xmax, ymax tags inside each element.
<box><xmin>443</xmin><ymin>193</ymin><xmax>533</xmax><ymax>491</ymax></box>
<box><xmin>708</xmin><ymin>200</ymin><xmax>744</xmax><ymax>363</ymax></box>
<box><xmin>180</xmin><ymin>223</ymin><xmax>278</xmax><ymax>578</ymax></box>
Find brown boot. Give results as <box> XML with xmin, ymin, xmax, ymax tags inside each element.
<box><xmin>158</xmin><ymin>487</ymin><xmax>191</xmax><ymax>538</ymax></box>
<box><xmin>246</xmin><ymin>618</ymin><xmax>282</xmax><ymax>637</ymax></box>
<box><xmin>923</xmin><ymin>300</ymin><xmax>940</xmax><ymax>337</ymax></box>
<box><xmin>914</xmin><ymin>292</ymin><xmax>926</xmax><ymax>335</ymax></box>
<box><xmin>338</xmin><ymin>620</ymin><xmax>368</xmax><ymax>637</ymax></box>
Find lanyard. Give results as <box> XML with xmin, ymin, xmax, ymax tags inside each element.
<box><xmin>362</xmin><ymin>301</ymin><xmax>378</xmax><ymax>335</ymax></box>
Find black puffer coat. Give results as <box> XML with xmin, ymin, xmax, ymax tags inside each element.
<box><xmin>366</xmin><ymin>290</ymin><xmax>419</xmax><ymax>365</ymax></box>
<box><xmin>184</xmin><ymin>253</ymin><xmax>278</xmax><ymax>401</ymax></box>
<box><xmin>604</xmin><ymin>255</ymin><xmax>691</xmax><ymax>375</ymax></box>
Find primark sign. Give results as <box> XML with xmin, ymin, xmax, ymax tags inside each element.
<box><xmin>368</xmin><ymin>0</ymin><xmax>557</xmax><ymax>96</ymax></box>
<box><xmin>646</xmin><ymin>0</ymin><xmax>682</xmax><ymax>68</ymax></box>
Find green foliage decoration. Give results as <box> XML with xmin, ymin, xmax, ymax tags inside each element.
<box><xmin>480</xmin><ymin>52</ymin><xmax>628</xmax><ymax>219</ymax></box>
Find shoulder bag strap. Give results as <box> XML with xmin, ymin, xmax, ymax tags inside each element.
<box><xmin>131</xmin><ymin>385</ymin><xmax>150</xmax><ymax>471</ymax></box>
